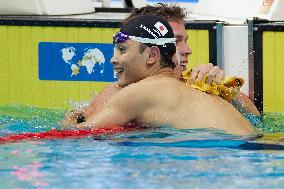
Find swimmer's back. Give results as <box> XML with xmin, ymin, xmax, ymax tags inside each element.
<box><xmin>135</xmin><ymin>76</ymin><xmax>254</xmax><ymax>135</ymax></box>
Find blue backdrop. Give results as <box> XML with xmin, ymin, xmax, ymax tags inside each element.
<box><xmin>38</xmin><ymin>42</ymin><xmax>116</xmax><ymax>82</ymax></box>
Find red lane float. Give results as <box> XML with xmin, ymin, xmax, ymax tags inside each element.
<box><xmin>0</xmin><ymin>123</ymin><xmax>143</xmax><ymax>144</ymax></box>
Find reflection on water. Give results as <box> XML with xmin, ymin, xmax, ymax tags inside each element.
<box><xmin>0</xmin><ymin>104</ymin><xmax>284</xmax><ymax>189</ymax></box>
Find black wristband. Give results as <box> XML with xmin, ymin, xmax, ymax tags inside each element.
<box><xmin>76</xmin><ymin>114</ymin><xmax>86</xmax><ymax>124</ymax></box>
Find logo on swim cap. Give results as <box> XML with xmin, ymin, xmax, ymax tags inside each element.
<box><xmin>140</xmin><ymin>24</ymin><xmax>158</xmax><ymax>39</ymax></box>
<box><xmin>154</xmin><ymin>22</ymin><xmax>168</xmax><ymax>36</ymax></box>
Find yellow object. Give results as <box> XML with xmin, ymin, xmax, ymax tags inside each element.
<box><xmin>263</xmin><ymin>31</ymin><xmax>284</xmax><ymax>114</ymax></box>
<box><xmin>186</xmin><ymin>30</ymin><xmax>209</xmax><ymax>69</ymax></box>
<box><xmin>182</xmin><ymin>69</ymin><xmax>244</xmax><ymax>102</ymax></box>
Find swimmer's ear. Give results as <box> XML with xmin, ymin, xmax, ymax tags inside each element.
<box><xmin>147</xmin><ymin>46</ymin><xmax>160</xmax><ymax>65</ymax></box>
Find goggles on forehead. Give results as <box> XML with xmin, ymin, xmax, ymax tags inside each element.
<box><xmin>113</xmin><ymin>31</ymin><xmax>176</xmax><ymax>46</ymax></box>
<box><xmin>113</xmin><ymin>30</ymin><xmax>181</xmax><ymax>66</ymax></box>
<box><xmin>113</xmin><ymin>31</ymin><xmax>130</xmax><ymax>44</ymax></box>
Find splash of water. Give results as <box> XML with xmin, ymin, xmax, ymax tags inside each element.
<box><xmin>246</xmin><ymin>112</ymin><xmax>284</xmax><ymax>133</ymax></box>
<box><xmin>0</xmin><ymin>104</ymin><xmax>64</xmax><ymax>134</ymax></box>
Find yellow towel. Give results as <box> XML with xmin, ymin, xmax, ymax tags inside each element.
<box><xmin>182</xmin><ymin>69</ymin><xmax>244</xmax><ymax>102</ymax></box>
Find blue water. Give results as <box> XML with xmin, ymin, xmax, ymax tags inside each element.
<box><xmin>0</xmin><ymin>104</ymin><xmax>284</xmax><ymax>189</ymax></box>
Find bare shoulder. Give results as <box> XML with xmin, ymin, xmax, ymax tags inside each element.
<box><xmin>141</xmin><ymin>76</ymin><xmax>179</xmax><ymax>88</ymax></box>
<box><xmin>110</xmin><ymin>77</ymin><xmax>173</xmax><ymax>100</ymax></box>
<box><xmin>131</xmin><ymin>76</ymin><xmax>182</xmax><ymax>103</ymax></box>
<box><xmin>84</xmin><ymin>83</ymin><xmax>121</xmax><ymax>114</ymax></box>
<box><xmin>96</xmin><ymin>83</ymin><xmax>121</xmax><ymax>98</ymax></box>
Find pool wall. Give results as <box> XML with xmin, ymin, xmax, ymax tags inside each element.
<box><xmin>253</xmin><ymin>20</ymin><xmax>284</xmax><ymax>114</ymax></box>
<box><xmin>0</xmin><ymin>16</ymin><xmax>210</xmax><ymax>109</ymax></box>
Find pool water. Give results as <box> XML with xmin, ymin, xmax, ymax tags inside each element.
<box><xmin>0</xmin><ymin>104</ymin><xmax>284</xmax><ymax>189</ymax></box>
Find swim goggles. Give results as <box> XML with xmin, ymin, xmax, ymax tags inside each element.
<box><xmin>113</xmin><ymin>31</ymin><xmax>176</xmax><ymax>46</ymax></box>
<box><xmin>113</xmin><ymin>30</ymin><xmax>180</xmax><ymax>66</ymax></box>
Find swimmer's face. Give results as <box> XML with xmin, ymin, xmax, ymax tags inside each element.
<box><xmin>170</xmin><ymin>21</ymin><xmax>192</xmax><ymax>79</ymax></box>
<box><xmin>111</xmin><ymin>40</ymin><xmax>149</xmax><ymax>87</ymax></box>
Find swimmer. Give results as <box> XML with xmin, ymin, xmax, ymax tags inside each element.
<box><xmin>62</xmin><ymin>4</ymin><xmax>259</xmax><ymax>127</ymax></box>
<box><xmin>70</xmin><ymin>15</ymin><xmax>254</xmax><ymax>136</ymax></box>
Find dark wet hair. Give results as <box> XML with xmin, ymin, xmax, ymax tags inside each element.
<box><xmin>123</xmin><ymin>3</ymin><xmax>186</xmax><ymax>25</ymax></box>
<box><xmin>121</xmin><ymin>4</ymin><xmax>186</xmax><ymax>68</ymax></box>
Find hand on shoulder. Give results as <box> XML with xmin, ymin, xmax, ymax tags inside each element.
<box><xmin>190</xmin><ymin>63</ymin><xmax>224</xmax><ymax>85</ymax></box>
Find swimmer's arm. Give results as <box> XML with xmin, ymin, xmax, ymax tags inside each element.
<box><xmin>83</xmin><ymin>83</ymin><xmax>121</xmax><ymax>116</ymax></box>
<box><xmin>61</xmin><ymin>109</ymin><xmax>86</xmax><ymax>127</ymax></box>
<box><xmin>190</xmin><ymin>63</ymin><xmax>260</xmax><ymax>115</ymax></box>
<box><xmin>74</xmin><ymin>86</ymin><xmax>140</xmax><ymax>129</ymax></box>
<box><xmin>61</xmin><ymin>83</ymin><xmax>120</xmax><ymax>127</ymax></box>
<box><xmin>75</xmin><ymin>106</ymin><xmax>134</xmax><ymax>129</ymax></box>
<box><xmin>231</xmin><ymin>92</ymin><xmax>260</xmax><ymax>116</ymax></box>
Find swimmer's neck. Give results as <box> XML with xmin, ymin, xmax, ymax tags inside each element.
<box><xmin>149</xmin><ymin>67</ymin><xmax>174</xmax><ymax>78</ymax></box>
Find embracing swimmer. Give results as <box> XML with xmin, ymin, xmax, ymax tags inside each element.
<box><xmin>62</xmin><ymin>4</ymin><xmax>259</xmax><ymax>127</ymax></box>
<box><xmin>65</xmin><ymin>15</ymin><xmax>255</xmax><ymax>136</ymax></box>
